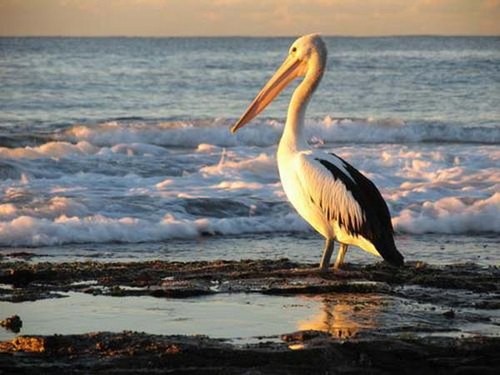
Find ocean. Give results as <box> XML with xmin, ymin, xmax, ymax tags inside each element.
<box><xmin>0</xmin><ymin>36</ymin><xmax>499</xmax><ymax>265</ymax></box>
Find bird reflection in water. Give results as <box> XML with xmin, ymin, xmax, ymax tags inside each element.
<box><xmin>297</xmin><ymin>293</ymin><xmax>385</xmax><ymax>339</ymax></box>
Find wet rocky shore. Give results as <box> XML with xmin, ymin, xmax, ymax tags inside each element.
<box><xmin>1</xmin><ymin>257</ymin><xmax>499</xmax><ymax>373</ymax></box>
<box><xmin>1</xmin><ymin>331</ymin><xmax>499</xmax><ymax>374</ymax></box>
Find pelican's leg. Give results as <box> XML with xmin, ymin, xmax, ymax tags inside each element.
<box><xmin>333</xmin><ymin>243</ymin><xmax>348</xmax><ymax>269</ymax></box>
<box><xmin>319</xmin><ymin>238</ymin><xmax>334</xmax><ymax>272</ymax></box>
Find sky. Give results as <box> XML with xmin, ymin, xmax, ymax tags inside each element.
<box><xmin>0</xmin><ymin>0</ymin><xmax>499</xmax><ymax>37</ymax></box>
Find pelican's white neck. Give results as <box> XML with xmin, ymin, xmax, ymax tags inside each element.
<box><xmin>280</xmin><ymin>67</ymin><xmax>324</xmax><ymax>152</ymax></box>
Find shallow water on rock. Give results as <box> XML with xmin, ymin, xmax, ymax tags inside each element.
<box><xmin>2</xmin><ymin>285</ymin><xmax>498</xmax><ymax>343</ymax></box>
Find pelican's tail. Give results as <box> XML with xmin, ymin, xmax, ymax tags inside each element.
<box><xmin>379</xmin><ymin>240</ymin><xmax>404</xmax><ymax>267</ymax></box>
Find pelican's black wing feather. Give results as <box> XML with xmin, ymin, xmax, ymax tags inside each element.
<box><xmin>316</xmin><ymin>154</ymin><xmax>404</xmax><ymax>266</ymax></box>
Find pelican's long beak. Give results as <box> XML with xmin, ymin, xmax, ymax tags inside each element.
<box><xmin>231</xmin><ymin>55</ymin><xmax>304</xmax><ymax>133</ymax></box>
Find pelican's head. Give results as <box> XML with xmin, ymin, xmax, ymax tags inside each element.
<box><xmin>231</xmin><ymin>33</ymin><xmax>327</xmax><ymax>133</ymax></box>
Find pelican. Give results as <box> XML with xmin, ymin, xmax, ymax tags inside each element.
<box><xmin>230</xmin><ymin>34</ymin><xmax>404</xmax><ymax>271</ymax></box>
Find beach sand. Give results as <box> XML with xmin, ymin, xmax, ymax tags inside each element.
<box><xmin>1</xmin><ymin>257</ymin><xmax>499</xmax><ymax>373</ymax></box>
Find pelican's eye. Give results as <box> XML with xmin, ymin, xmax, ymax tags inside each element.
<box><xmin>291</xmin><ymin>46</ymin><xmax>297</xmax><ymax>54</ymax></box>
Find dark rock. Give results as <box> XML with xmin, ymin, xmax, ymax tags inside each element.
<box><xmin>0</xmin><ymin>315</ymin><xmax>23</xmax><ymax>333</ymax></box>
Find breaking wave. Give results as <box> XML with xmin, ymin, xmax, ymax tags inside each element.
<box><xmin>51</xmin><ymin>117</ymin><xmax>500</xmax><ymax>148</ymax></box>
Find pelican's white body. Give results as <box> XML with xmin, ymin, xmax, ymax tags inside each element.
<box><xmin>277</xmin><ymin>145</ymin><xmax>380</xmax><ymax>257</ymax></box>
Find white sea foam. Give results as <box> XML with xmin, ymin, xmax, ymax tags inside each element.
<box><xmin>1</xmin><ymin>188</ymin><xmax>498</xmax><ymax>246</ymax></box>
<box><xmin>393</xmin><ymin>193</ymin><xmax>500</xmax><ymax>234</ymax></box>
<box><xmin>0</xmin><ymin>118</ymin><xmax>498</xmax><ymax>247</ymax></box>
<box><xmin>0</xmin><ymin>141</ymin><xmax>99</xmax><ymax>159</ymax></box>
<box><xmin>0</xmin><ymin>213</ymin><xmax>308</xmax><ymax>247</ymax></box>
